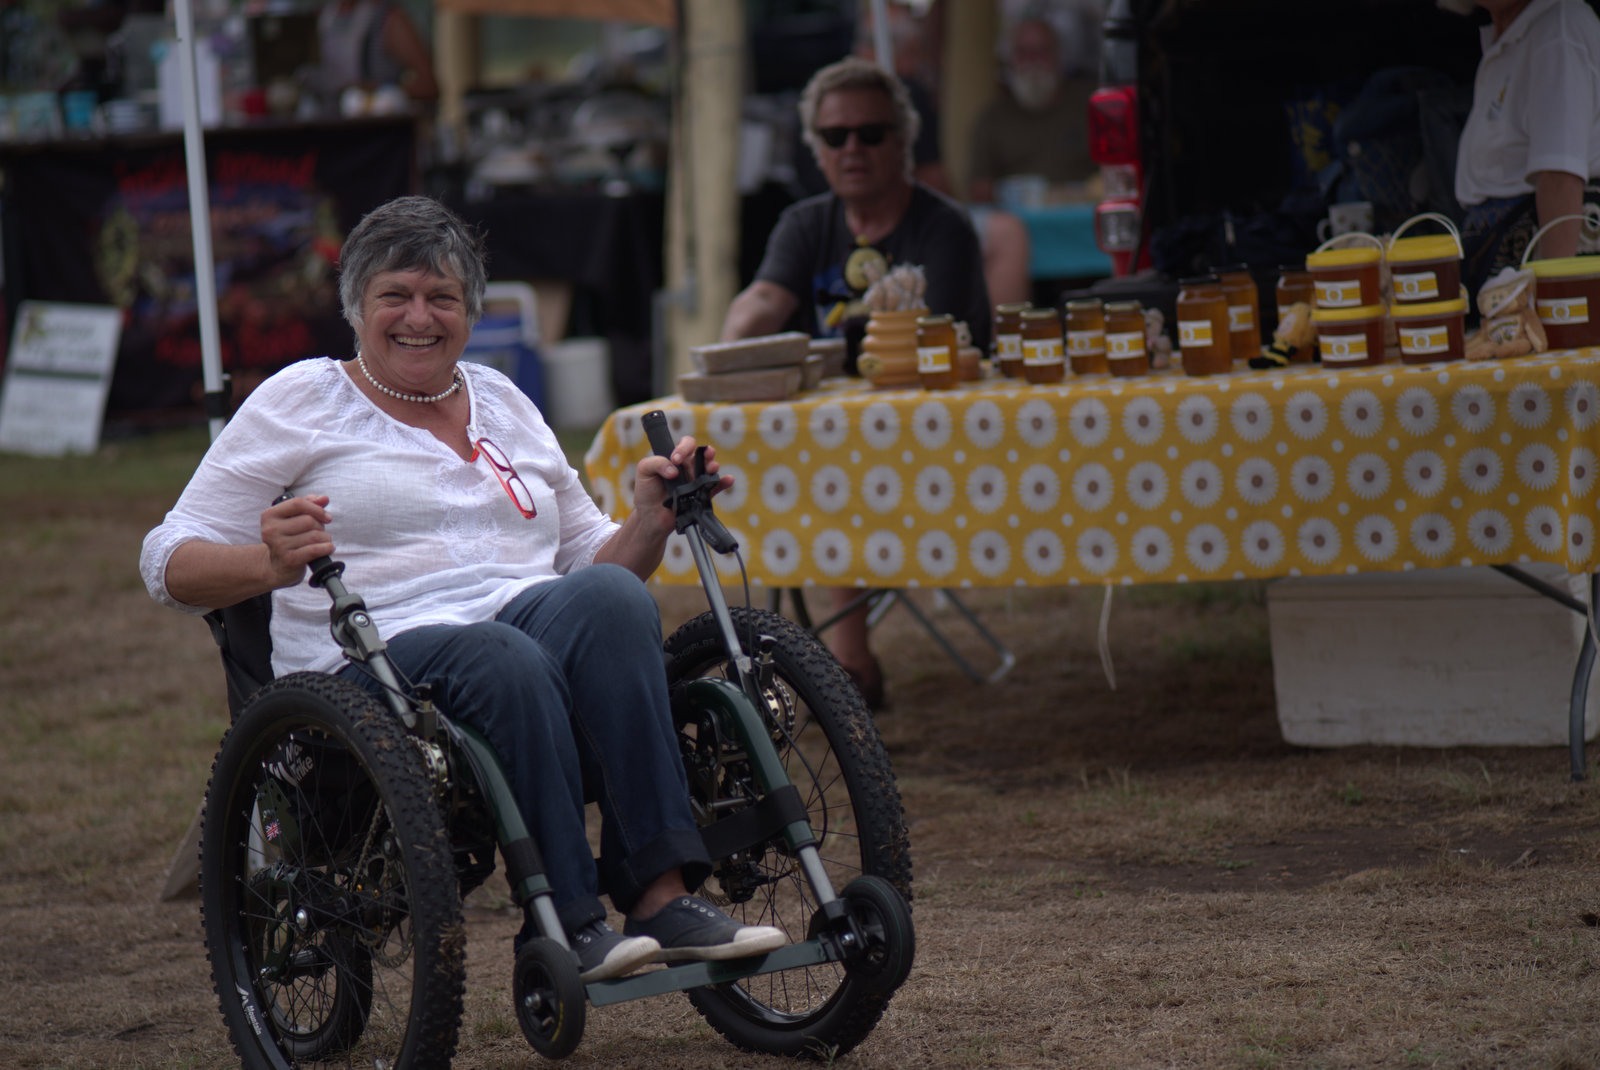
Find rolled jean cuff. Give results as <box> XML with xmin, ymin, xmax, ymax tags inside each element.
<box><xmin>608</xmin><ymin>827</ymin><xmax>713</xmax><ymax>915</ymax></box>
<box><xmin>554</xmin><ymin>894</ymin><xmax>608</xmax><ymax>936</ymax></box>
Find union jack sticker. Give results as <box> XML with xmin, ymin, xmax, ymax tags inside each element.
<box><xmin>264</xmin><ymin>819</ymin><xmax>281</xmax><ymax>842</ymax></box>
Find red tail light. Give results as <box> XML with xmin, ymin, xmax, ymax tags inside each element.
<box><xmin>1088</xmin><ymin>86</ymin><xmax>1139</xmax><ymax>167</ymax></box>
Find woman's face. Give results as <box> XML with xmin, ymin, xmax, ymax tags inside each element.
<box><xmin>357</xmin><ymin>267</ymin><xmax>470</xmax><ymax>392</ymax></box>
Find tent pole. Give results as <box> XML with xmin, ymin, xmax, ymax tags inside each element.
<box><xmin>172</xmin><ymin>0</ymin><xmax>226</xmax><ymax>443</ymax></box>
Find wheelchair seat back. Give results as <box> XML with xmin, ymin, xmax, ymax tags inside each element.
<box><xmin>204</xmin><ymin>593</ymin><xmax>275</xmax><ymax>720</ymax></box>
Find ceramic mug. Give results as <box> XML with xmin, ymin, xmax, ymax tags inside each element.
<box><xmin>1317</xmin><ymin>201</ymin><xmax>1375</xmax><ymax>242</ymax></box>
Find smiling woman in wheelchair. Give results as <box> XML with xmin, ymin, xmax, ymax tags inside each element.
<box><xmin>140</xmin><ymin>195</ymin><xmax>786</xmax><ymax>985</ymax></box>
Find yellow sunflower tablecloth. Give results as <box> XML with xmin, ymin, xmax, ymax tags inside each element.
<box><xmin>584</xmin><ymin>350</ymin><xmax>1600</xmax><ymax>589</ymax></box>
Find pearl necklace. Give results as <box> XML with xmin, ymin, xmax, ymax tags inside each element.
<box><xmin>357</xmin><ymin>353</ymin><xmax>464</xmax><ymax>404</ymax></box>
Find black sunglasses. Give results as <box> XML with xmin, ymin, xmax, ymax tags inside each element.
<box><xmin>816</xmin><ymin>123</ymin><xmax>893</xmax><ymax>149</ymax></box>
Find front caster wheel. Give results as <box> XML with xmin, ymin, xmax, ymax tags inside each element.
<box><xmin>514</xmin><ymin>937</ymin><xmax>586</xmax><ymax>1059</ymax></box>
<box><xmin>839</xmin><ymin>875</ymin><xmax>915</xmax><ymax>997</ymax></box>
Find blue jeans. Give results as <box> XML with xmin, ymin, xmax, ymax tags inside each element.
<box><xmin>339</xmin><ymin>564</ymin><xmax>710</xmax><ymax>935</ymax></box>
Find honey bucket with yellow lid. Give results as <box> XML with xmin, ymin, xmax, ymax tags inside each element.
<box><xmin>1311</xmin><ymin>303</ymin><xmax>1386</xmax><ymax>367</ymax></box>
<box><xmin>1523</xmin><ymin>211</ymin><xmax>1600</xmax><ymax>349</ymax></box>
<box><xmin>1306</xmin><ymin>236</ymin><xmax>1384</xmax><ymax>309</ymax></box>
<box><xmin>1389</xmin><ymin>295</ymin><xmax>1466</xmax><ymax>364</ymax></box>
<box><xmin>1386</xmin><ymin>212</ymin><xmax>1463</xmax><ymax>304</ymax></box>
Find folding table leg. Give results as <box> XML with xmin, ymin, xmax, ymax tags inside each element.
<box><xmin>781</xmin><ymin>587</ymin><xmax>1015</xmax><ymax>684</ymax></box>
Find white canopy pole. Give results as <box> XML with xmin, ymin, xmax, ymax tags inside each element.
<box><xmin>172</xmin><ymin>0</ymin><xmax>226</xmax><ymax>442</ymax></box>
<box><xmin>870</xmin><ymin>0</ymin><xmax>893</xmax><ymax>70</ymax></box>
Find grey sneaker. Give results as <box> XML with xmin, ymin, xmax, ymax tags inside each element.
<box><xmin>569</xmin><ymin>919</ymin><xmax>659</xmax><ymax>982</ymax></box>
<box><xmin>623</xmin><ymin>896</ymin><xmax>788</xmax><ymax>963</ymax></box>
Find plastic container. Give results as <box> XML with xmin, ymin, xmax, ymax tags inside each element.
<box><xmin>992</xmin><ymin>302</ymin><xmax>1029</xmax><ymax>378</ymax></box>
<box><xmin>916</xmin><ymin>313</ymin><xmax>959</xmax><ymax>390</ymax></box>
<box><xmin>1387</xmin><ymin>213</ymin><xmax>1463</xmax><ymax>305</ymax></box>
<box><xmin>1103</xmin><ymin>300</ymin><xmax>1148</xmax><ymax>377</ymax></box>
<box><xmin>1216</xmin><ymin>264</ymin><xmax>1262</xmax><ymax>359</ymax></box>
<box><xmin>1020</xmin><ymin>307</ymin><xmax>1066</xmax><ymax>384</ymax></box>
<box><xmin>1306</xmin><ymin>243</ymin><xmax>1384</xmax><ymax>309</ymax></box>
<box><xmin>1065</xmin><ymin>298</ymin><xmax>1108</xmax><ymax>375</ymax></box>
<box><xmin>1176</xmin><ymin>274</ymin><xmax>1232</xmax><ymax>376</ymax></box>
<box><xmin>1312</xmin><ymin>304</ymin><xmax>1386</xmax><ymax>367</ymax></box>
<box><xmin>1390</xmin><ymin>297</ymin><xmax>1466</xmax><ymax>364</ymax></box>
<box><xmin>1529</xmin><ymin>257</ymin><xmax>1600</xmax><ymax>349</ymax></box>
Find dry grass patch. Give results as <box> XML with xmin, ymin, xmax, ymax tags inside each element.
<box><xmin>3</xmin><ymin>432</ymin><xmax>1600</xmax><ymax>1068</ymax></box>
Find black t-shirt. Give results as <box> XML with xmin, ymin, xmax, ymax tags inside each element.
<box><xmin>752</xmin><ymin>183</ymin><xmax>992</xmax><ymax>351</ymax></box>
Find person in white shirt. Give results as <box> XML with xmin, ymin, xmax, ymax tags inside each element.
<box><xmin>141</xmin><ymin>195</ymin><xmax>784</xmax><ymax>983</ymax></box>
<box><xmin>1456</xmin><ymin>0</ymin><xmax>1600</xmax><ymax>293</ymax></box>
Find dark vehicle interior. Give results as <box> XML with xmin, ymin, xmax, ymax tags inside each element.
<box><xmin>1084</xmin><ymin>0</ymin><xmax>1550</xmax><ymax>325</ymax></box>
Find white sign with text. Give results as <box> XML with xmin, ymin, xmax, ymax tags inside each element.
<box><xmin>0</xmin><ymin>302</ymin><xmax>123</xmax><ymax>456</ymax></box>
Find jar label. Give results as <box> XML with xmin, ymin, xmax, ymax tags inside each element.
<box><xmin>1228</xmin><ymin>304</ymin><xmax>1254</xmax><ymax>331</ymax></box>
<box><xmin>1393</xmin><ymin>270</ymin><xmax>1440</xmax><ymax>301</ymax></box>
<box><xmin>1068</xmin><ymin>330</ymin><xmax>1106</xmax><ymax>357</ymax></box>
<box><xmin>917</xmin><ymin>344</ymin><xmax>952</xmax><ymax>373</ymax></box>
<box><xmin>1022</xmin><ymin>338</ymin><xmax>1064</xmax><ymax>366</ymax></box>
<box><xmin>1538</xmin><ymin>296</ymin><xmax>1590</xmax><ymax>325</ymax></box>
<box><xmin>997</xmin><ymin>332</ymin><xmax>1023</xmax><ymax>359</ymax></box>
<box><xmin>1398</xmin><ymin>324</ymin><xmax>1449</xmax><ymax>355</ymax></box>
<box><xmin>1106</xmin><ymin>331</ymin><xmax>1146</xmax><ymax>360</ymax></box>
<box><xmin>1318</xmin><ymin>331</ymin><xmax>1369</xmax><ymax>364</ymax></box>
<box><xmin>1314</xmin><ymin>279</ymin><xmax>1362</xmax><ymax>308</ymax></box>
<box><xmin>1178</xmin><ymin>319</ymin><xmax>1214</xmax><ymax>347</ymax></box>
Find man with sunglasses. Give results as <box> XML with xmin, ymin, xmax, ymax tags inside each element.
<box><xmin>722</xmin><ymin>57</ymin><xmax>991</xmax><ymax>708</ymax></box>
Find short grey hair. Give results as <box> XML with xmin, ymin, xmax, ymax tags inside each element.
<box><xmin>337</xmin><ymin>196</ymin><xmax>488</xmax><ymax>331</ymax></box>
<box><xmin>797</xmin><ymin>56</ymin><xmax>921</xmax><ymax>182</ymax></box>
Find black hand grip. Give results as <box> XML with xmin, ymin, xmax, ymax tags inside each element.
<box><xmin>641</xmin><ymin>409</ymin><xmax>679</xmax><ymax>470</ymax></box>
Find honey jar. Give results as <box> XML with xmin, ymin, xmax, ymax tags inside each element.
<box><xmin>1530</xmin><ymin>256</ymin><xmax>1600</xmax><ymax>349</ymax></box>
<box><xmin>1387</xmin><ymin>233</ymin><xmax>1462</xmax><ymax>305</ymax></box>
<box><xmin>1065</xmin><ymin>298</ymin><xmax>1108</xmax><ymax>375</ymax></box>
<box><xmin>1311</xmin><ymin>304</ymin><xmax>1386</xmax><ymax>367</ymax></box>
<box><xmin>1306</xmin><ymin>245</ymin><xmax>1384</xmax><ymax>309</ymax></box>
<box><xmin>1103</xmin><ymin>300</ymin><xmax>1148</xmax><ymax>377</ymax></box>
<box><xmin>915</xmin><ymin>313</ymin><xmax>959</xmax><ymax>390</ymax></box>
<box><xmin>1215</xmin><ymin>264</ymin><xmax>1262</xmax><ymax>359</ymax></box>
<box><xmin>1175</xmin><ymin>274</ymin><xmax>1232</xmax><ymax>376</ymax></box>
<box><xmin>1020</xmin><ymin>307</ymin><xmax>1066</xmax><ymax>384</ymax></box>
<box><xmin>992</xmin><ymin>301</ymin><xmax>1029</xmax><ymax>378</ymax></box>
<box><xmin>1389</xmin><ymin>297</ymin><xmax>1466</xmax><ymax>364</ymax></box>
<box><xmin>1275</xmin><ymin>264</ymin><xmax>1313</xmax><ymax>312</ymax></box>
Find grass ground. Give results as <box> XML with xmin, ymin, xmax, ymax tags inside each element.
<box><xmin>2</xmin><ymin>428</ymin><xmax>1599</xmax><ymax>1069</ymax></box>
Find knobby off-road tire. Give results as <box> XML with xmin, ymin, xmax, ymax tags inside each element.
<box><xmin>200</xmin><ymin>672</ymin><xmax>465</xmax><ymax>1070</ymax></box>
<box><xmin>663</xmin><ymin>607</ymin><xmax>913</xmax><ymax>1060</ymax></box>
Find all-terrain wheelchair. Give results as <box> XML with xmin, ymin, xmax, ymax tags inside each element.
<box><xmin>196</xmin><ymin>411</ymin><xmax>915</xmax><ymax>1068</ymax></box>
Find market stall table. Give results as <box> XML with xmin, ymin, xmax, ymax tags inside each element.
<box><xmin>587</xmin><ymin>350</ymin><xmax>1600</xmax><ymax>773</ymax></box>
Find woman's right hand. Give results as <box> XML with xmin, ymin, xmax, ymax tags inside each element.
<box><xmin>261</xmin><ymin>494</ymin><xmax>335</xmax><ymax>589</ymax></box>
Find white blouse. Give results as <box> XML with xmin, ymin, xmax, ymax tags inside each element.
<box><xmin>141</xmin><ymin>357</ymin><xmax>620</xmax><ymax>676</ymax></box>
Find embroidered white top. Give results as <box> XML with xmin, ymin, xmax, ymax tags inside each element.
<box><xmin>140</xmin><ymin>357</ymin><xmax>618</xmax><ymax>676</ymax></box>
<box><xmin>1455</xmin><ymin>0</ymin><xmax>1600</xmax><ymax>206</ymax></box>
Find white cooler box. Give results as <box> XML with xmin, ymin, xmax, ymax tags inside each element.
<box><xmin>1267</xmin><ymin>566</ymin><xmax>1599</xmax><ymax>747</ymax></box>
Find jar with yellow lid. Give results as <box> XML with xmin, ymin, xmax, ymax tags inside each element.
<box><xmin>1387</xmin><ymin>233</ymin><xmax>1462</xmax><ymax>305</ymax></box>
<box><xmin>1530</xmin><ymin>256</ymin><xmax>1600</xmax><ymax>349</ymax></box>
<box><xmin>1215</xmin><ymin>264</ymin><xmax>1262</xmax><ymax>359</ymax></box>
<box><xmin>1389</xmin><ymin>297</ymin><xmax>1466</xmax><ymax>364</ymax></box>
<box><xmin>1020</xmin><ymin>307</ymin><xmax>1066</xmax><ymax>384</ymax></box>
<box><xmin>1065</xmin><ymin>298</ymin><xmax>1108</xmax><ymax>375</ymax></box>
<box><xmin>992</xmin><ymin>301</ymin><xmax>1029</xmax><ymax>378</ymax></box>
<box><xmin>1103</xmin><ymin>300</ymin><xmax>1148</xmax><ymax>377</ymax></box>
<box><xmin>1312</xmin><ymin>304</ymin><xmax>1386</xmax><ymax>367</ymax></box>
<box><xmin>915</xmin><ymin>313</ymin><xmax>959</xmax><ymax>390</ymax></box>
<box><xmin>1175</xmin><ymin>274</ymin><xmax>1231</xmax><ymax>376</ymax></box>
<box><xmin>1306</xmin><ymin>245</ymin><xmax>1383</xmax><ymax>309</ymax></box>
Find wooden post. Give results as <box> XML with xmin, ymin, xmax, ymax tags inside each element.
<box><xmin>940</xmin><ymin>1</ymin><xmax>999</xmax><ymax>200</ymax></box>
<box><xmin>664</xmin><ymin>0</ymin><xmax>745</xmax><ymax>388</ymax></box>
